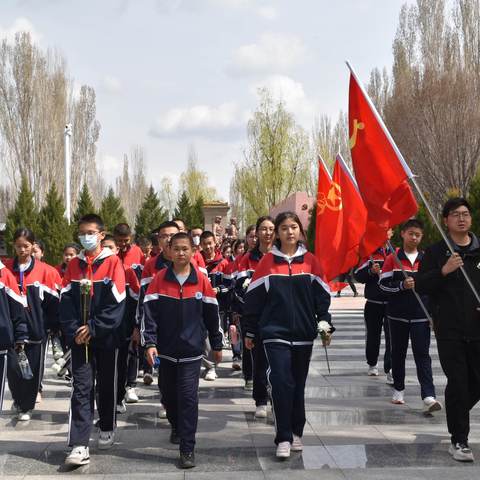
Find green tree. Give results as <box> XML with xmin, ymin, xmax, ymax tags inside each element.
<box><xmin>38</xmin><ymin>184</ymin><xmax>72</xmax><ymax>264</ymax></box>
<box><xmin>134</xmin><ymin>186</ymin><xmax>167</xmax><ymax>238</ymax></box>
<box><xmin>73</xmin><ymin>184</ymin><xmax>97</xmax><ymax>223</ymax></box>
<box><xmin>100</xmin><ymin>187</ymin><xmax>127</xmax><ymax>233</ymax></box>
<box><xmin>468</xmin><ymin>170</ymin><xmax>480</xmax><ymax>237</ymax></box>
<box><xmin>174</xmin><ymin>191</ymin><xmax>193</xmax><ymax>227</ymax></box>
<box><xmin>190</xmin><ymin>196</ymin><xmax>204</xmax><ymax>229</ymax></box>
<box><xmin>4</xmin><ymin>176</ymin><xmax>39</xmax><ymax>255</ymax></box>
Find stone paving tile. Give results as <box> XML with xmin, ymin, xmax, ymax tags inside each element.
<box><xmin>2</xmin><ymin>294</ymin><xmax>480</xmax><ymax>477</ymax></box>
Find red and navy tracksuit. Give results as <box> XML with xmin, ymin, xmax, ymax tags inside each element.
<box><xmin>60</xmin><ymin>248</ymin><xmax>126</xmax><ymax>447</ymax></box>
<box><xmin>5</xmin><ymin>257</ymin><xmax>59</xmax><ymax>413</ymax></box>
<box><xmin>117</xmin><ymin>267</ymin><xmax>140</xmax><ymax>404</ymax></box>
<box><xmin>142</xmin><ymin>264</ymin><xmax>223</xmax><ymax>453</ymax></box>
<box><xmin>118</xmin><ymin>244</ymin><xmax>145</xmax><ymax>280</ymax></box>
<box><xmin>0</xmin><ymin>260</ymin><xmax>28</xmax><ymax>411</ymax></box>
<box><xmin>244</xmin><ymin>245</ymin><xmax>332</xmax><ymax>444</ymax></box>
<box><xmin>235</xmin><ymin>248</ymin><xmax>269</xmax><ymax>403</ymax></box>
<box><xmin>223</xmin><ymin>256</ymin><xmax>242</xmax><ymax>361</ymax></box>
<box><xmin>354</xmin><ymin>248</ymin><xmax>392</xmax><ymax>373</ymax></box>
<box><xmin>379</xmin><ymin>249</ymin><xmax>435</xmax><ymax>399</ymax></box>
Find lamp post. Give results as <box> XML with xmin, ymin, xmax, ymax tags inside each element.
<box><xmin>64</xmin><ymin>123</ymin><xmax>72</xmax><ymax>224</ymax></box>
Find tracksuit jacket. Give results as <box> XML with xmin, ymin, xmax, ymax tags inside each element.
<box><xmin>5</xmin><ymin>257</ymin><xmax>60</xmax><ymax>342</ymax></box>
<box><xmin>233</xmin><ymin>248</ymin><xmax>264</xmax><ymax>315</ymax></box>
<box><xmin>354</xmin><ymin>248</ymin><xmax>390</xmax><ymax>304</ymax></box>
<box><xmin>379</xmin><ymin>249</ymin><xmax>428</xmax><ymax>321</ymax></box>
<box><xmin>0</xmin><ymin>260</ymin><xmax>28</xmax><ymax>350</ymax></box>
<box><xmin>142</xmin><ymin>264</ymin><xmax>223</xmax><ymax>363</ymax></box>
<box><xmin>416</xmin><ymin>234</ymin><xmax>480</xmax><ymax>339</ymax></box>
<box><xmin>118</xmin><ymin>244</ymin><xmax>145</xmax><ymax>280</ymax></box>
<box><xmin>243</xmin><ymin>245</ymin><xmax>332</xmax><ymax>343</ymax></box>
<box><xmin>59</xmin><ymin>248</ymin><xmax>126</xmax><ymax>349</ymax></box>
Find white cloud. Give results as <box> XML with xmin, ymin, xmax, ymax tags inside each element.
<box><xmin>0</xmin><ymin>17</ymin><xmax>43</xmax><ymax>44</ymax></box>
<box><xmin>149</xmin><ymin>101</ymin><xmax>248</xmax><ymax>138</ymax></box>
<box><xmin>102</xmin><ymin>75</ymin><xmax>122</xmax><ymax>94</ymax></box>
<box><xmin>98</xmin><ymin>154</ymin><xmax>122</xmax><ymax>176</ymax></box>
<box><xmin>251</xmin><ymin>75</ymin><xmax>316</xmax><ymax>126</ymax></box>
<box><xmin>256</xmin><ymin>6</ymin><xmax>278</xmax><ymax>20</ymax></box>
<box><xmin>228</xmin><ymin>33</ymin><xmax>306</xmax><ymax>76</ymax></box>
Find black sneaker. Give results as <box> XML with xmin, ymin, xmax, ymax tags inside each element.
<box><xmin>179</xmin><ymin>451</ymin><xmax>195</xmax><ymax>469</ymax></box>
<box><xmin>170</xmin><ymin>428</ymin><xmax>180</xmax><ymax>445</ymax></box>
<box><xmin>448</xmin><ymin>442</ymin><xmax>474</xmax><ymax>462</ymax></box>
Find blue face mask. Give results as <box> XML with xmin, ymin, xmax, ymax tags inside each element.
<box><xmin>78</xmin><ymin>234</ymin><xmax>99</xmax><ymax>252</ymax></box>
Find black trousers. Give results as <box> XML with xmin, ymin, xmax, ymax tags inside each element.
<box><xmin>68</xmin><ymin>344</ymin><xmax>118</xmax><ymax>447</ymax></box>
<box><xmin>252</xmin><ymin>340</ymin><xmax>269</xmax><ymax>406</ymax></box>
<box><xmin>389</xmin><ymin>318</ymin><xmax>435</xmax><ymax>398</ymax></box>
<box><xmin>364</xmin><ymin>301</ymin><xmax>391</xmax><ymax>373</ymax></box>
<box><xmin>0</xmin><ymin>352</ymin><xmax>6</xmax><ymax>411</ymax></box>
<box><xmin>160</xmin><ymin>358</ymin><xmax>201</xmax><ymax>453</ymax></box>
<box><xmin>437</xmin><ymin>339</ymin><xmax>480</xmax><ymax>445</ymax></box>
<box><xmin>240</xmin><ymin>317</ymin><xmax>252</xmax><ymax>381</ymax></box>
<box><xmin>263</xmin><ymin>342</ymin><xmax>312</xmax><ymax>444</ymax></box>
<box><xmin>7</xmin><ymin>341</ymin><xmax>44</xmax><ymax>413</ymax></box>
<box><xmin>117</xmin><ymin>340</ymin><xmax>139</xmax><ymax>402</ymax></box>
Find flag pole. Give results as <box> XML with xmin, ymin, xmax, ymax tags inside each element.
<box><xmin>345</xmin><ymin>61</ymin><xmax>480</xmax><ymax>306</ymax></box>
<box><xmin>318</xmin><ymin>154</ymin><xmax>332</xmax><ymax>181</ymax></box>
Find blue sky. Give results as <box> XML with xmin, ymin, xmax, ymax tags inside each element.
<box><xmin>1</xmin><ymin>0</ymin><xmax>413</xmax><ymax>199</ymax></box>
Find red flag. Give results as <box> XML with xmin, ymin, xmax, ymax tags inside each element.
<box><xmin>348</xmin><ymin>68</ymin><xmax>418</xmax><ymax>257</ymax></box>
<box><xmin>314</xmin><ymin>155</ymin><xmax>367</xmax><ymax>282</ymax></box>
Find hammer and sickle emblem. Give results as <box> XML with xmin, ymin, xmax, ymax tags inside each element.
<box><xmin>317</xmin><ymin>182</ymin><xmax>343</xmax><ymax>214</ymax></box>
<box><xmin>349</xmin><ymin>118</ymin><xmax>365</xmax><ymax>149</ymax></box>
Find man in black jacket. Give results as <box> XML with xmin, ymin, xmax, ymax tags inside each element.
<box><xmin>416</xmin><ymin>197</ymin><xmax>480</xmax><ymax>463</ymax></box>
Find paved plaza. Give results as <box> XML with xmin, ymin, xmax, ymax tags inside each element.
<box><xmin>1</xmin><ymin>292</ymin><xmax>480</xmax><ymax>479</ymax></box>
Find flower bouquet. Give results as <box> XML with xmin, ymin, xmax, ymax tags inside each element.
<box><xmin>318</xmin><ymin>320</ymin><xmax>332</xmax><ymax>374</ymax></box>
<box><xmin>79</xmin><ymin>278</ymin><xmax>92</xmax><ymax>363</ymax></box>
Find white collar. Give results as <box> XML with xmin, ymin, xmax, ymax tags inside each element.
<box><xmin>271</xmin><ymin>244</ymin><xmax>307</xmax><ymax>261</ymax></box>
<box><xmin>77</xmin><ymin>247</ymin><xmax>114</xmax><ymax>263</ymax></box>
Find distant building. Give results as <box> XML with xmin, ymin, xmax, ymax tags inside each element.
<box><xmin>269</xmin><ymin>192</ymin><xmax>315</xmax><ymax>230</ymax></box>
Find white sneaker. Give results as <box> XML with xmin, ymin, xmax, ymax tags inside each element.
<box><xmin>368</xmin><ymin>365</ymin><xmax>379</xmax><ymax>376</ymax></box>
<box><xmin>448</xmin><ymin>442</ymin><xmax>474</xmax><ymax>462</ymax></box>
<box><xmin>159</xmin><ymin>405</ymin><xmax>167</xmax><ymax>419</ymax></box>
<box><xmin>98</xmin><ymin>430</ymin><xmax>115</xmax><ymax>450</ymax></box>
<box><xmin>423</xmin><ymin>396</ymin><xmax>442</xmax><ymax>413</ymax></box>
<box><xmin>291</xmin><ymin>435</ymin><xmax>303</xmax><ymax>452</ymax></box>
<box><xmin>116</xmin><ymin>401</ymin><xmax>126</xmax><ymax>414</ymax></box>
<box><xmin>255</xmin><ymin>405</ymin><xmax>267</xmax><ymax>418</ymax></box>
<box><xmin>17</xmin><ymin>411</ymin><xmax>31</xmax><ymax>421</ymax></box>
<box><xmin>125</xmin><ymin>387</ymin><xmax>139</xmax><ymax>403</ymax></box>
<box><xmin>204</xmin><ymin>367</ymin><xmax>217</xmax><ymax>381</ymax></box>
<box><xmin>386</xmin><ymin>371</ymin><xmax>394</xmax><ymax>385</ymax></box>
<box><xmin>391</xmin><ymin>389</ymin><xmax>405</xmax><ymax>405</ymax></box>
<box><xmin>65</xmin><ymin>446</ymin><xmax>90</xmax><ymax>466</ymax></box>
<box><xmin>276</xmin><ymin>441</ymin><xmax>291</xmax><ymax>458</ymax></box>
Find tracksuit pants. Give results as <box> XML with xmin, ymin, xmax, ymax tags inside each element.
<box><xmin>0</xmin><ymin>351</ymin><xmax>6</xmax><ymax>411</ymax></box>
<box><xmin>437</xmin><ymin>339</ymin><xmax>480</xmax><ymax>445</ymax></box>
<box><xmin>7</xmin><ymin>341</ymin><xmax>44</xmax><ymax>413</ymax></box>
<box><xmin>240</xmin><ymin>317</ymin><xmax>252</xmax><ymax>381</ymax></box>
<box><xmin>364</xmin><ymin>301</ymin><xmax>391</xmax><ymax>373</ymax></box>
<box><xmin>389</xmin><ymin>318</ymin><xmax>435</xmax><ymax>399</ymax></box>
<box><xmin>160</xmin><ymin>358</ymin><xmax>201</xmax><ymax>453</ymax></box>
<box><xmin>68</xmin><ymin>344</ymin><xmax>118</xmax><ymax>447</ymax></box>
<box><xmin>263</xmin><ymin>342</ymin><xmax>312</xmax><ymax>444</ymax></box>
<box><xmin>117</xmin><ymin>340</ymin><xmax>139</xmax><ymax>402</ymax></box>
<box><xmin>252</xmin><ymin>340</ymin><xmax>269</xmax><ymax>406</ymax></box>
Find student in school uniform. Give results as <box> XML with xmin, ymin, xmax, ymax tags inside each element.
<box><xmin>0</xmin><ymin>259</ymin><xmax>28</xmax><ymax>412</ymax></box>
<box><xmin>5</xmin><ymin>228</ymin><xmax>60</xmax><ymax>421</ymax></box>
<box><xmin>235</xmin><ymin>216</ymin><xmax>275</xmax><ymax>418</ymax></box>
<box><xmin>60</xmin><ymin>214</ymin><xmax>126</xmax><ymax>467</ymax></box>
<box><xmin>55</xmin><ymin>243</ymin><xmax>81</xmax><ymax>279</ymax></box>
<box><xmin>379</xmin><ymin>219</ymin><xmax>441</xmax><ymax>412</ymax></box>
<box><xmin>143</xmin><ymin>232</ymin><xmax>223</xmax><ymax>469</ymax></box>
<box><xmin>244</xmin><ymin>212</ymin><xmax>332</xmax><ymax>459</ymax></box>
<box><xmin>113</xmin><ymin>223</ymin><xmax>145</xmax><ymax>280</ymax></box>
<box><xmin>102</xmin><ymin>235</ymin><xmax>141</xmax><ymax>409</ymax></box>
<box><xmin>137</xmin><ymin>237</ymin><xmax>153</xmax><ymax>261</ymax></box>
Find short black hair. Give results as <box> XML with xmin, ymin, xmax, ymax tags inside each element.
<box><xmin>13</xmin><ymin>228</ymin><xmax>35</xmax><ymax>244</ymax></box>
<box><xmin>137</xmin><ymin>236</ymin><xmax>152</xmax><ymax>248</ymax></box>
<box><xmin>442</xmin><ymin>197</ymin><xmax>471</xmax><ymax>218</ymax></box>
<box><xmin>256</xmin><ymin>215</ymin><xmax>275</xmax><ymax>232</ymax></box>
<box><xmin>200</xmin><ymin>231</ymin><xmax>215</xmax><ymax>242</ymax></box>
<box><xmin>63</xmin><ymin>243</ymin><xmax>81</xmax><ymax>254</ymax></box>
<box><xmin>245</xmin><ymin>224</ymin><xmax>256</xmax><ymax>236</ymax></box>
<box><xmin>34</xmin><ymin>239</ymin><xmax>45</xmax><ymax>253</ymax></box>
<box><xmin>113</xmin><ymin>223</ymin><xmax>132</xmax><ymax>236</ymax></box>
<box><xmin>157</xmin><ymin>220</ymin><xmax>180</xmax><ymax>233</ymax></box>
<box><xmin>78</xmin><ymin>213</ymin><xmax>105</xmax><ymax>231</ymax></box>
<box><xmin>274</xmin><ymin>211</ymin><xmax>307</xmax><ymax>248</ymax></box>
<box><xmin>400</xmin><ymin>219</ymin><xmax>424</xmax><ymax>232</ymax></box>
<box><xmin>170</xmin><ymin>232</ymin><xmax>194</xmax><ymax>247</ymax></box>
<box><xmin>102</xmin><ymin>233</ymin><xmax>116</xmax><ymax>244</ymax></box>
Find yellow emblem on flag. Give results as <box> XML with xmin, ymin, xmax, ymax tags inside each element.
<box><xmin>317</xmin><ymin>182</ymin><xmax>342</xmax><ymax>214</ymax></box>
<box><xmin>349</xmin><ymin>118</ymin><xmax>364</xmax><ymax>149</ymax></box>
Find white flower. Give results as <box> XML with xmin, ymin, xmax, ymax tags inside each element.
<box><xmin>243</xmin><ymin>278</ymin><xmax>251</xmax><ymax>288</ymax></box>
<box><xmin>79</xmin><ymin>279</ymin><xmax>92</xmax><ymax>287</ymax></box>
<box><xmin>318</xmin><ymin>321</ymin><xmax>331</xmax><ymax>333</ymax></box>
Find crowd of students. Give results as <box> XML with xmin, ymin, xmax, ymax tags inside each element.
<box><xmin>1</xmin><ymin>197</ymin><xmax>480</xmax><ymax>467</ymax></box>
